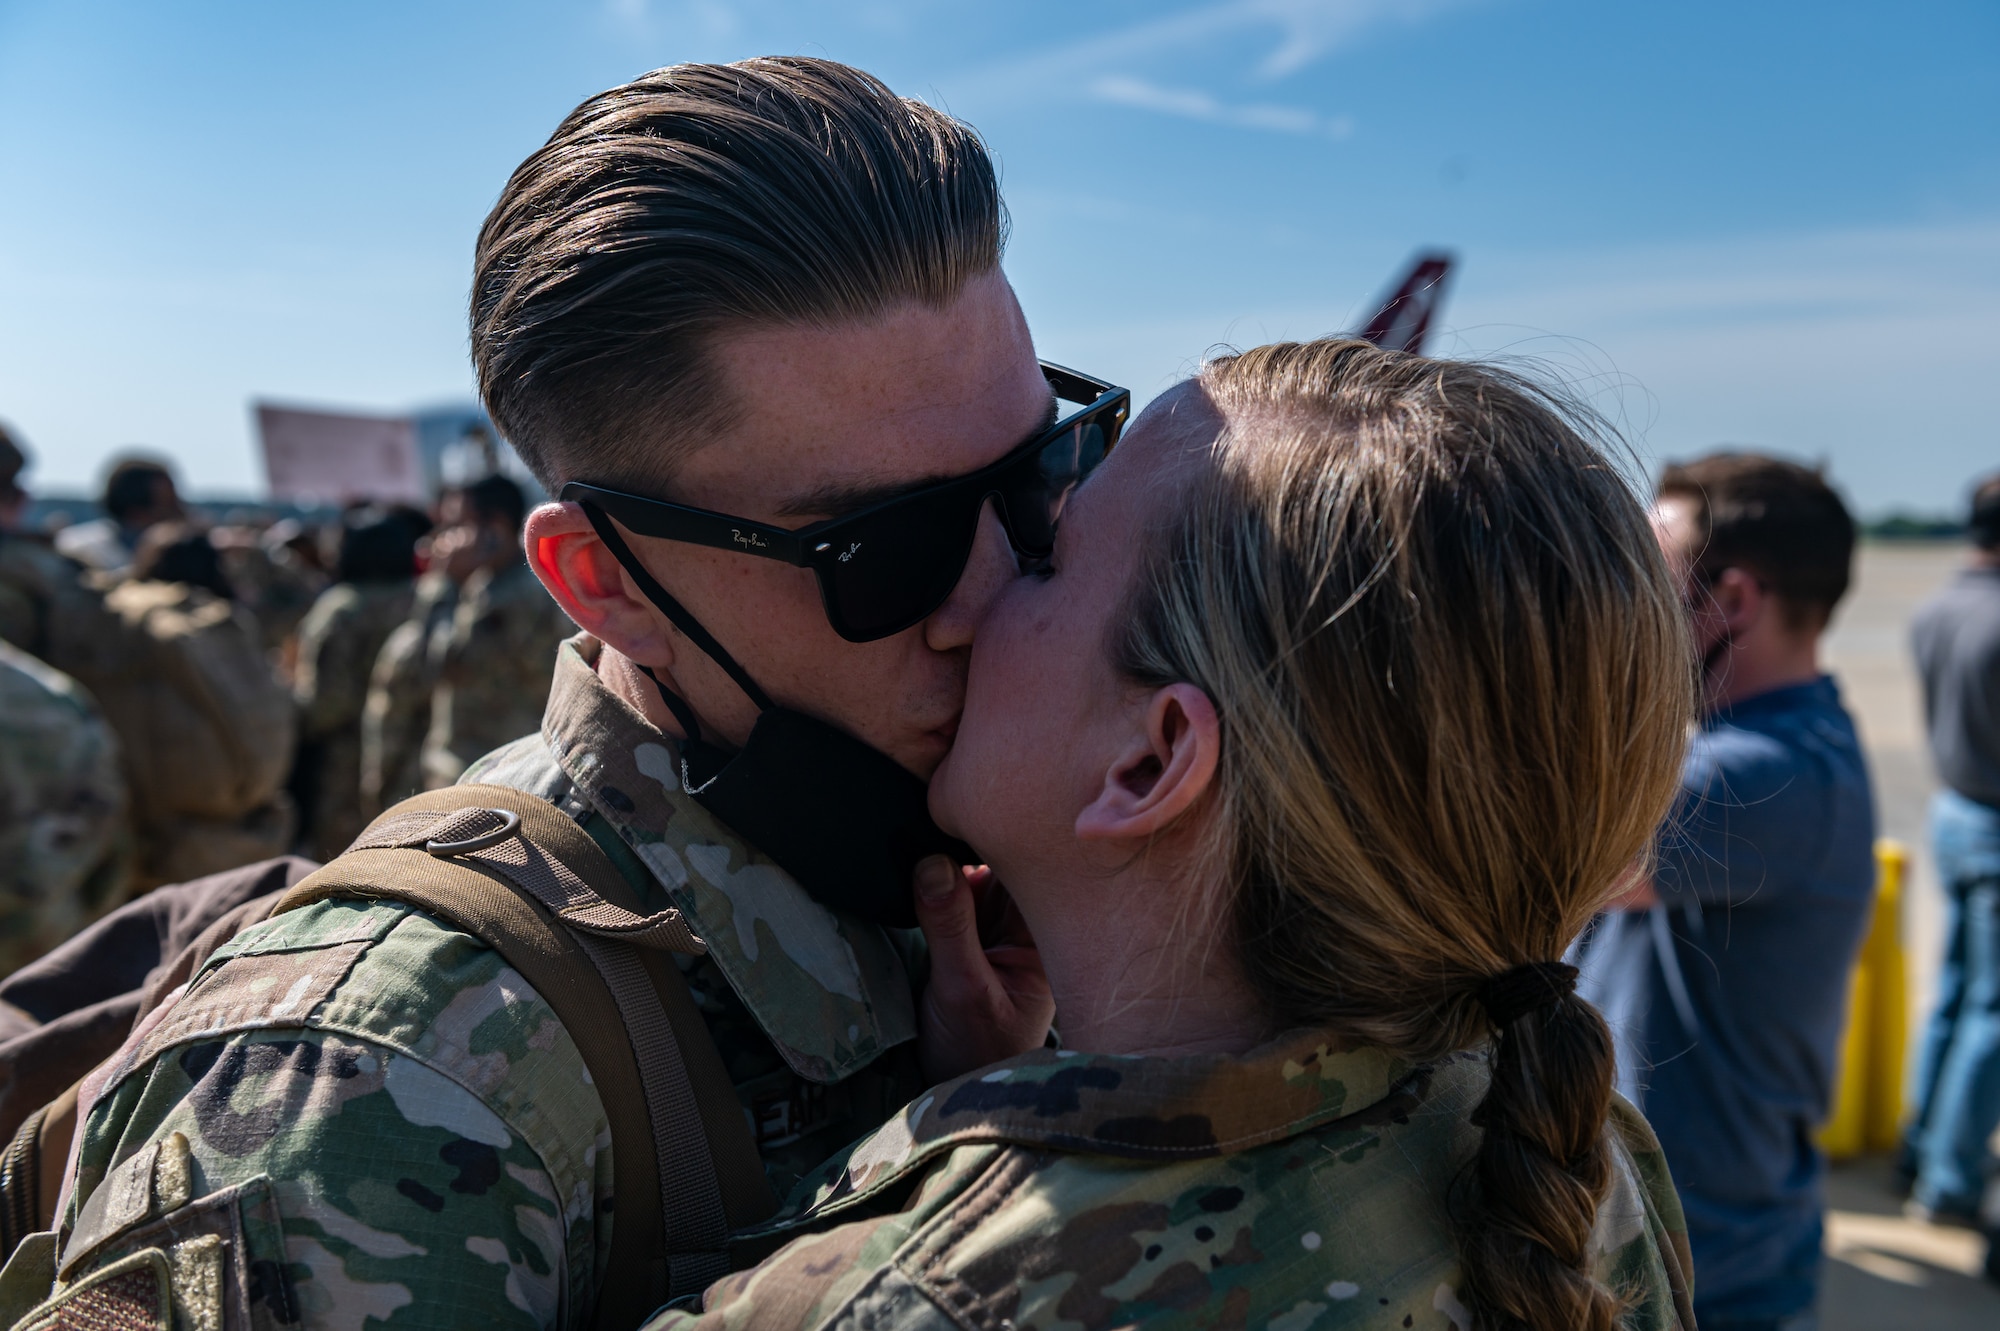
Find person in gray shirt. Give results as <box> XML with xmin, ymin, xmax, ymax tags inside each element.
<box><xmin>1904</xmin><ymin>471</ymin><xmax>2000</xmax><ymax>1263</ymax></box>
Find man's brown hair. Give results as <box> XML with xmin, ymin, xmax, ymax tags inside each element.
<box><xmin>102</xmin><ymin>457</ymin><xmax>176</xmax><ymax>524</ymax></box>
<box><xmin>471</xmin><ymin>58</ymin><xmax>1006</xmax><ymax>495</ymax></box>
<box><xmin>1968</xmin><ymin>472</ymin><xmax>2000</xmax><ymax>550</ymax></box>
<box><xmin>1657</xmin><ymin>451</ymin><xmax>1856</xmax><ymax>631</ymax></box>
<box><xmin>0</xmin><ymin>424</ymin><xmax>26</xmax><ymax>504</ymax></box>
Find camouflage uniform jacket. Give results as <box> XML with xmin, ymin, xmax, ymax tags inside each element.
<box><xmin>421</xmin><ymin>558</ymin><xmax>574</xmax><ymax>790</ymax></box>
<box><xmin>47</xmin><ymin>634</ymin><xmax>924</xmax><ymax>1329</ymax></box>
<box><xmin>221</xmin><ymin>542</ymin><xmax>329</xmax><ymax>657</ymax></box>
<box><xmin>360</xmin><ymin>570</ymin><xmax>457</xmax><ymax>817</ymax></box>
<box><xmin>643</xmin><ymin>1035</ymin><xmax>1697</xmax><ymax>1331</ymax></box>
<box><xmin>0</xmin><ymin>534</ymin><xmax>89</xmax><ymax>664</ymax></box>
<box><xmin>292</xmin><ymin>580</ymin><xmax>417</xmax><ymax>859</ymax></box>
<box><xmin>0</xmin><ymin>641</ymin><xmax>129</xmax><ymax>977</ymax></box>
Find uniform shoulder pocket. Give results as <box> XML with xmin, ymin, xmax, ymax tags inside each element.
<box><xmin>13</xmin><ymin>1247</ymin><xmax>173</xmax><ymax>1331</ymax></box>
<box><xmin>51</xmin><ymin>1132</ymin><xmax>296</xmax><ymax>1331</ymax></box>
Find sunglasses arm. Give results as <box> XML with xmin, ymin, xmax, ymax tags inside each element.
<box><xmin>560</xmin><ymin>484</ymin><xmax>812</xmax><ymax>566</ymax></box>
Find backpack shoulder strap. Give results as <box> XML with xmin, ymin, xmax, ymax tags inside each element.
<box><xmin>273</xmin><ymin>784</ymin><xmax>776</xmax><ymax>1325</ymax></box>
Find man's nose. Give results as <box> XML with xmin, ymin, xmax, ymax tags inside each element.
<box><xmin>925</xmin><ymin>499</ymin><xmax>1016</xmax><ymax>652</ymax></box>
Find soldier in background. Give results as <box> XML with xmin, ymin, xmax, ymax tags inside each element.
<box><xmin>419</xmin><ymin>473</ymin><xmax>572</xmax><ymax>788</ymax></box>
<box><xmin>3</xmin><ymin>456</ymin><xmax>296</xmax><ymax>898</ymax></box>
<box><xmin>0</xmin><ymin>426</ymin><xmax>94</xmax><ymax>662</ymax></box>
<box><xmin>93</xmin><ymin>525</ymin><xmax>297</xmax><ymax>888</ymax></box>
<box><xmin>290</xmin><ymin>508</ymin><xmax>426</xmax><ymax>859</ymax></box>
<box><xmin>52</xmin><ymin>456</ymin><xmax>184</xmax><ymax>576</ymax></box>
<box><xmin>123</xmin><ymin>522</ymin><xmax>237</xmax><ymax>601</ymax></box>
<box><xmin>211</xmin><ymin>518</ymin><xmax>329</xmax><ymax>659</ymax></box>
<box><xmin>0</xmin><ymin>639</ymin><xmax>130</xmax><ymax>977</ymax></box>
<box><xmin>359</xmin><ymin>503</ymin><xmax>460</xmax><ymax>816</ymax></box>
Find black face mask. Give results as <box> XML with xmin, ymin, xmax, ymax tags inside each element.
<box><xmin>583</xmin><ymin>505</ymin><xmax>967</xmax><ymax>929</ymax></box>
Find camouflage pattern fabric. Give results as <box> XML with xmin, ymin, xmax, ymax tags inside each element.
<box><xmin>46</xmin><ymin>634</ymin><xmax>924</xmax><ymax>1329</ymax></box>
<box><xmin>218</xmin><ymin>541</ymin><xmax>327</xmax><ymax>657</ymax></box>
<box><xmin>0</xmin><ymin>641</ymin><xmax>129</xmax><ymax>977</ymax></box>
<box><xmin>0</xmin><ymin>535</ymin><xmax>93</xmax><ymax>665</ymax></box>
<box><xmin>360</xmin><ymin>570</ymin><xmax>456</xmax><ymax>818</ymax></box>
<box><xmin>0</xmin><ymin>544</ymin><xmax>290</xmax><ymax>895</ymax></box>
<box><xmin>60</xmin><ymin>899</ymin><xmax>606</xmax><ymax>1328</ymax></box>
<box><xmin>642</xmin><ymin>1034</ymin><xmax>1696</xmax><ymax>1331</ymax></box>
<box><xmin>420</xmin><ymin>559</ymin><xmax>572</xmax><ymax>790</ymax></box>
<box><xmin>292</xmin><ymin>580</ymin><xmax>416</xmax><ymax>859</ymax></box>
<box><xmin>91</xmin><ymin>580</ymin><xmax>296</xmax><ymax>891</ymax></box>
<box><xmin>0</xmin><ymin>537</ymin><xmax>55</xmax><ymax>661</ymax></box>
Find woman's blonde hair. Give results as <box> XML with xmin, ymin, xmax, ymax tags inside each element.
<box><xmin>1119</xmin><ymin>340</ymin><xmax>1693</xmax><ymax>1331</ymax></box>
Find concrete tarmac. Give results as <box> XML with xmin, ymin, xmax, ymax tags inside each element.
<box><xmin>1816</xmin><ymin>541</ymin><xmax>1997</xmax><ymax>1327</ymax></box>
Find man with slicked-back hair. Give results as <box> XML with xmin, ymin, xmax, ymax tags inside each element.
<box><xmin>27</xmin><ymin>60</ymin><xmax>1076</xmax><ymax>1330</ymax></box>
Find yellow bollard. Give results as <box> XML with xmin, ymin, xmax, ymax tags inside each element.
<box><xmin>1863</xmin><ymin>842</ymin><xmax>1909</xmax><ymax>1154</ymax></box>
<box><xmin>1821</xmin><ymin>964</ymin><xmax>1871</xmax><ymax>1158</ymax></box>
<box><xmin>1820</xmin><ymin>840</ymin><xmax>1911</xmax><ymax>1159</ymax></box>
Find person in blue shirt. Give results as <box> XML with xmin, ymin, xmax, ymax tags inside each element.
<box><xmin>1575</xmin><ymin>452</ymin><xmax>1876</xmax><ymax>1331</ymax></box>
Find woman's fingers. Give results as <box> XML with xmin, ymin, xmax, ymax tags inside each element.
<box><xmin>913</xmin><ymin>856</ymin><xmax>1054</xmax><ymax>1082</ymax></box>
<box><xmin>914</xmin><ymin>855</ymin><xmax>982</xmax><ymax>987</ymax></box>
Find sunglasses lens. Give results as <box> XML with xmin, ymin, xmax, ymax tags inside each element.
<box><xmin>1002</xmin><ymin>416</ymin><xmax>1112</xmax><ymax>556</ymax></box>
<box><xmin>816</xmin><ymin>496</ymin><xmax>982</xmax><ymax>641</ymax></box>
<box><xmin>812</xmin><ymin>390</ymin><xmax>1124</xmax><ymax>641</ymax></box>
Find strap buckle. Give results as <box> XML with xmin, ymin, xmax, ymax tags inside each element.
<box><xmin>424</xmin><ymin>808</ymin><xmax>523</xmax><ymax>857</ymax></box>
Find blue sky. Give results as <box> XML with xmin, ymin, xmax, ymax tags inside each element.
<box><xmin>1</xmin><ymin>0</ymin><xmax>1995</xmax><ymax>513</ymax></box>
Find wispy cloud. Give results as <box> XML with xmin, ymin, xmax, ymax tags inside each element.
<box><xmin>946</xmin><ymin>0</ymin><xmax>1475</xmax><ymax>143</ymax></box>
<box><xmin>1242</xmin><ymin>0</ymin><xmax>1470</xmax><ymax>79</ymax></box>
<box><xmin>954</xmin><ymin>0</ymin><xmax>1478</xmax><ymax>100</ymax></box>
<box><xmin>1090</xmin><ymin>74</ymin><xmax>1354</xmax><ymax>139</ymax></box>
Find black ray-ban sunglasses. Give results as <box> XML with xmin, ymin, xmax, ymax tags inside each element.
<box><xmin>562</xmin><ymin>362</ymin><xmax>1130</xmax><ymax>643</ymax></box>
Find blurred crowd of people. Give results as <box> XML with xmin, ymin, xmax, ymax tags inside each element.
<box><xmin>0</xmin><ymin>425</ymin><xmax>574</xmax><ymax>973</ymax></box>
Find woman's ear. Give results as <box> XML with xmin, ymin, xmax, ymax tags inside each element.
<box><xmin>524</xmin><ymin>502</ymin><xmax>677</xmax><ymax>669</ymax></box>
<box><xmin>1075</xmin><ymin>683</ymin><xmax>1220</xmax><ymax>843</ymax></box>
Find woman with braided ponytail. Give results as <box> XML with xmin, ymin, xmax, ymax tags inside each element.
<box><xmin>640</xmin><ymin>339</ymin><xmax>1697</xmax><ymax>1331</ymax></box>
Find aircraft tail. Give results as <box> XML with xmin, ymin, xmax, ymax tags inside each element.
<box><xmin>1352</xmin><ymin>251</ymin><xmax>1454</xmax><ymax>355</ymax></box>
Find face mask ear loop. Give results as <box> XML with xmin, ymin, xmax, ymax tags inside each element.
<box><xmin>579</xmin><ymin>502</ymin><xmax>777</xmax><ymax>712</ymax></box>
<box><xmin>634</xmin><ymin>662</ymin><xmax>704</xmax><ymax>741</ymax></box>
<box><xmin>579</xmin><ymin>502</ymin><xmax>777</xmax><ymax>796</ymax></box>
<box><xmin>632</xmin><ymin>663</ymin><xmax>725</xmax><ymax>795</ymax></box>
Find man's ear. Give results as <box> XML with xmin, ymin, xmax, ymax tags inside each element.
<box><xmin>1708</xmin><ymin>566</ymin><xmax>1767</xmax><ymax>638</ymax></box>
<box><xmin>523</xmin><ymin>502</ymin><xmax>676</xmax><ymax>669</ymax></box>
<box><xmin>1075</xmin><ymin>683</ymin><xmax>1220</xmax><ymax>843</ymax></box>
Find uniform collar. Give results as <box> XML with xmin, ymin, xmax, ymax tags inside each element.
<box><xmin>539</xmin><ymin>635</ymin><xmax>917</xmax><ymax>1083</ymax></box>
<box><xmin>773</xmin><ymin>1030</ymin><xmax>1421</xmax><ymax>1228</ymax></box>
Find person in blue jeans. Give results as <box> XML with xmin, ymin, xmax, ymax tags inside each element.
<box><xmin>1904</xmin><ymin>472</ymin><xmax>2000</xmax><ymax>1272</ymax></box>
<box><xmin>1575</xmin><ymin>452</ymin><xmax>1876</xmax><ymax>1331</ymax></box>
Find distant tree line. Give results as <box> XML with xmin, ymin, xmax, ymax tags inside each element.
<box><xmin>1863</xmin><ymin>512</ymin><xmax>1965</xmax><ymax>540</ymax></box>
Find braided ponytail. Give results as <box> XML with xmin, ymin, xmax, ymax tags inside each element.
<box><xmin>1461</xmin><ymin>976</ymin><xmax>1622</xmax><ymax>1331</ymax></box>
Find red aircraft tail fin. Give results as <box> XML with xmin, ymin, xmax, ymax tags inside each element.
<box><xmin>1353</xmin><ymin>251</ymin><xmax>1454</xmax><ymax>354</ymax></box>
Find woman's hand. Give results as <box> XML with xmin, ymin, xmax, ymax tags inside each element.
<box><xmin>913</xmin><ymin>856</ymin><xmax>1054</xmax><ymax>1083</ymax></box>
